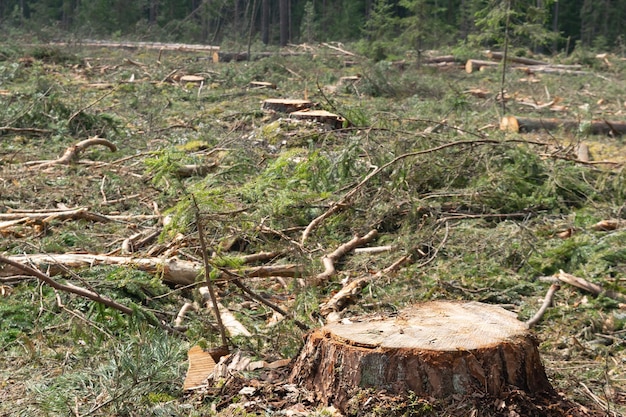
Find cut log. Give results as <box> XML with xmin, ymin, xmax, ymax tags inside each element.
<box><xmin>465</xmin><ymin>59</ymin><xmax>502</xmax><ymax>73</ymax></box>
<box><xmin>250</xmin><ymin>81</ymin><xmax>277</xmax><ymax>89</ymax></box>
<box><xmin>500</xmin><ymin>115</ymin><xmax>626</xmax><ymax>136</ymax></box>
<box><xmin>262</xmin><ymin>98</ymin><xmax>313</xmax><ymax>113</ymax></box>
<box><xmin>485</xmin><ymin>51</ymin><xmax>549</xmax><ymax>66</ymax></box>
<box><xmin>290</xmin><ymin>109</ymin><xmax>346</xmax><ymax>129</ymax></box>
<box><xmin>179</xmin><ymin>75</ymin><xmax>205</xmax><ymax>84</ymax></box>
<box><xmin>290</xmin><ymin>301</ymin><xmax>554</xmax><ymax>413</ymax></box>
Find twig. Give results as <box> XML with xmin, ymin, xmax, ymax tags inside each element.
<box><xmin>301</xmin><ymin>138</ymin><xmax>503</xmax><ymax>244</ymax></box>
<box><xmin>226</xmin><ymin>272</ymin><xmax>309</xmax><ymax>331</ymax></box>
<box><xmin>174</xmin><ymin>301</ymin><xmax>195</xmax><ymax>328</ymax></box>
<box><xmin>320</xmin><ymin>254</ymin><xmax>413</xmax><ymax>317</ymax></box>
<box><xmin>68</xmin><ymin>86</ymin><xmax>118</xmax><ymax>125</ymax></box>
<box><xmin>192</xmin><ymin>194</ymin><xmax>229</xmax><ymax>349</ymax></box>
<box><xmin>526</xmin><ymin>283</ymin><xmax>560</xmax><ymax>328</ymax></box>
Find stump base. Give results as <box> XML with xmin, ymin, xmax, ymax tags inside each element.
<box><xmin>290</xmin><ymin>301</ymin><xmax>555</xmax><ymax>413</ymax></box>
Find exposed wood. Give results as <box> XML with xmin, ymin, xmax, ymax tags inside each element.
<box><xmin>26</xmin><ymin>138</ymin><xmax>117</xmax><ymax>167</ymax></box>
<box><xmin>515</xmin><ymin>66</ymin><xmax>592</xmax><ymax>76</ymax></box>
<box><xmin>174</xmin><ymin>302</ymin><xmax>195</xmax><ymax>329</ymax></box>
<box><xmin>591</xmin><ymin>219</ymin><xmax>625</xmax><ymax>231</ymax></box>
<box><xmin>526</xmin><ymin>283</ymin><xmax>560</xmax><ymax>328</ymax></box>
<box><xmin>199</xmin><ymin>287</ymin><xmax>252</xmax><ymax>337</ymax></box>
<box><xmin>0</xmin><ymin>207</ymin><xmax>111</xmax><ymax>223</ymax></box>
<box><xmin>183</xmin><ymin>345</ymin><xmax>216</xmax><ymax>390</ymax></box>
<box><xmin>500</xmin><ymin>115</ymin><xmax>626</xmax><ymax>136</ymax></box>
<box><xmin>0</xmin><ymin>254</ymin><xmax>304</xmax><ymax>286</ymax></box>
<box><xmin>320</xmin><ymin>254</ymin><xmax>412</xmax><ymax>317</ymax></box>
<box><xmin>290</xmin><ymin>301</ymin><xmax>554</xmax><ymax>413</ymax></box>
<box><xmin>423</xmin><ymin>55</ymin><xmax>458</xmax><ymax>64</ymax></box>
<box><xmin>175</xmin><ymin>162</ymin><xmax>218</xmax><ymax>178</ymax></box>
<box><xmin>556</xmin><ymin>270</ymin><xmax>626</xmax><ymax>303</ymax></box>
<box><xmin>321</xmin><ymin>42</ymin><xmax>356</xmax><ymax>57</ymax></box>
<box><xmin>485</xmin><ymin>51</ymin><xmax>549</xmax><ymax>65</ymax></box>
<box><xmin>290</xmin><ymin>109</ymin><xmax>346</xmax><ymax>129</ymax></box>
<box><xmin>262</xmin><ymin>98</ymin><xmax>313</xmax><ymax>113</ymax></box>
<box><xmin>314</xmin><ymin>230</ymin><xmax>378</xmax><ymax>285</ymax></box>
<box><xmin>49</xmin><ymin>40</ymin><xmax>220</xmax><ymax>53</ymax></box>
<box><xmin>249</xmin><ymin>81</ymin><xmax>277</xmax><ymax>89</ymax></box>
<box><xmin>465</xmin><ymin>59</ymin><xmax>502</xmax><ymax>73</ymax></box>
<box><xmin>179</xmin><ymin>75</ymin><xmax>205</xmax><ymax>83</ymax></box>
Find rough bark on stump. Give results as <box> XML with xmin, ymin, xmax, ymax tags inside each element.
<box><xmin>290</xmin><ymin>301</ymin><xmax>554</xmax><ymax>412</ymax></box>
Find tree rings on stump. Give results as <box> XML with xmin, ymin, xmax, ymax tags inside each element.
<box><xmin>261</xmin><ymin>99</ymin><xmax>313</xmax><ymax>113</ymax></box>
<box><xmin>290</xmin><ymin>109</ymin><xmax>346</xmax><ymax>129</ymax></box>
<box><xmin>290</xmin><ymin>301</ymin><xmax>555</xmax><ymax>412</ymax></box>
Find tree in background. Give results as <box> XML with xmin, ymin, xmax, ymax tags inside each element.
<box><xmin>0</xmin><ymin>0</ymin><xmax>624</xmax><ymax>52</ymax></box>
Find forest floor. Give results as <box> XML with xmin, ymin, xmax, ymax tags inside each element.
<box><xmin>0</xmin><ymin>42</ymin><xmax>625</xmax><ymax>416</ymax></box>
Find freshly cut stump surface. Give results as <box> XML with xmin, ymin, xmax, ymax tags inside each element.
<box><xmin>290</xmin><ymin>301</ymin><xmax>554</xmax><ymax>411</ymax></box>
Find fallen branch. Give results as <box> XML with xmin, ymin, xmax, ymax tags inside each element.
<box><xmin>0</xmin><ymin>126</ymin><xmax>53</xmax><ymax>135</ymax></box>
<box><xmin>26</xmin><ymin>138</ymin><xmax>118</xmax><ymax>167</ymax></box>
<box><xmin>0</xmin><ymin>253</ymin><xmax>304</xmax><ymax>286</ymax></box>
<box><xmin>501</xmin><ymin>115</ymin><xmax>626</xmax><ymax>136</ymax></box>
<box><xmin>314</xmin><ymin>229</ymin><xmax>378</xmax><ymax>284</ymax></box>
<box><xmin>301</xmin><ymin>138</ymin><xmax>504</xmax><ymax>244</ymax></box>
<box><xmin>0</xmin><ymin>207</ymin><xmax>111</xmax><ymax>223</ymax></box>
<box><xmin>0</xmin><ymin>254</ymin><xmax>133</xmax><ymax>314</ymax></box>
<box><xmin>556</xmin><ymin>270</ymin><xmax>626</xmax><ymax>303</ymax></box>
<box><xmin>526</xmin><ymin>283</ymin><xmax>560</xmax><ymax>328</ymax></box>
<box><xmin>320</xmin><ymin>254</ymin><xmax>413</xmax><ymax>317</ymax></box>
<box><xmin>194</xmin><ymin>195</ymin><xmax>229</xmax><ymax>349</ymax></box>
<box><xmin>215</xmin><ymin>266</ymin><xmax>309</xmax><ymax>331</ymax></box>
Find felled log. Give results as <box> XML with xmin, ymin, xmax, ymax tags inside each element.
<box><xmin>0</xmin><ymin>254</ymin><xmax>304</xmax><ymax>286</ymax></box>
<box><xmin>250</xmin><ymin>81</ymin><xmax>277</xmax><ymax>89</ymax></box>
<box><xmin>49</xmin><ymin>40</ymin><xmax>220</xmax><ymax>52</ymax></box>
<box><xmin>290</xmin><ymin>301</ymin><xmax>554</xmax><ymax>413</ymax></box>
<box><xmin>465</xmin><ymin>59</ymin><xmax>502</xmax><ymax>73</ymax></box>
<box><xmin>515</xmin><ymin>66</ymin><xmax>591</xmax><ymax>76</ymax></box>
<box><xmin>262</xmin><ymin>99</ymin><xmax>313</xmax><ymax>113</ymax></box>
<box><xmin>212</xmin><ymin>51</ymin><xmax>308</xmax><ymax>63</ymax></box>
<box><xmin>290</xmin><ymin>109</ymin><xmax>346</xmax><ymax>129</ymax></box>
<box><xmin>485</xmin><ymin>51</ymin><xmax>548</xmax><ymax>66</ymax></box>
<box><xmin>500</xmin><ymin>115</ymin><xmax>626</xmax><ymax>136</ymax></box>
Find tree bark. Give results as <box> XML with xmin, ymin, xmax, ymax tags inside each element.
<box><xmin>290</xmin><ymin>301</ymin><xmax>555</xmax><ymax>413</ymax></box>
<box><xmin>0</xmin><ymin>253</ymin><xmax>304</xmax><ymax>286</ymax></box>
<box><xmin>279</xmin><ymin>0</ymin><xmax>289</xmax><ymax>46</ymax></box>
<box><xmin>500</xmin><ymin>115</ymin><xmax>626</xmax><ymax>136</ymax></box>
<box><xmin>261</xmin><ymin>0</ymin><xmax>269</xmax><ymax>44</ymax></box>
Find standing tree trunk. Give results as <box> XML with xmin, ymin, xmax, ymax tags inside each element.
<box><xmin>149</xmin><ymin>0</ymin><xmax>158</xmax><ymax>25</ymax></box>
<box><xmin>261</xmin><ymin>0</ymin><xmax>269</xmax><ymax>44</ymax></box>
<box><xmin>279</xmin><ymin>0</ymin><xmax>289</xmax><ymax>46</ymax></box>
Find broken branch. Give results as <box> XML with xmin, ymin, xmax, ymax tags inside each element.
<box><xmin>314</xmin><ymin>229</ymin><xmax>379</xmax><ymax>284</ymax></box>
<box><xmin>526</xmin><ymin>283</ymin><xmax>560</xmax><ymax>328</ymax></box>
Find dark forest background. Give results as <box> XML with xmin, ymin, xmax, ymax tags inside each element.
<box><xmin>0</xmin><ymin>0</ymin><xmax>624</xmax><ymax>57</ymax></box>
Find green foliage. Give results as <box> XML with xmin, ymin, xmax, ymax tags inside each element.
<box><xmin>470</xmin><ymin>0</ymin><xmax>559</xmax><ymax>49</ymax></box>
<box><xmin>26</xmin><ymin>327</ymin><xmax>185</xmax><ymax>416</ymax></box>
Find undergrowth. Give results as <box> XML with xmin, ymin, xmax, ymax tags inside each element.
<box><xmin>1</xmin><ymin>44</ymin><xmax>625</xmax><ymax>416</ymax></box>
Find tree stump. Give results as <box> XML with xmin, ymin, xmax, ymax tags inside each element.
<box><xmin>290</xmin><ymin>109</ymin><xmax>346</xmax><ymax>129</ymax></box>
<box><xmin>290</xmin><ymin>301</ymin><xmax>554</xmax><ymax>412</ymax></box>
<box><xmin>261</xmin><ymin>99</ymin><xmax>313</xmax><ymax>113</ymax></box>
